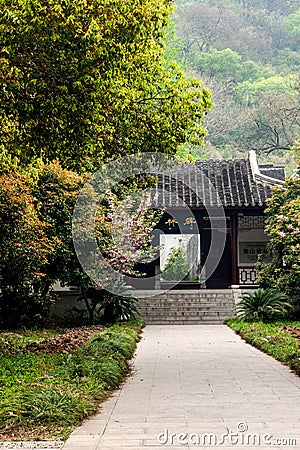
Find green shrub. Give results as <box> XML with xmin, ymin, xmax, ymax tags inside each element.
<box><xmin>235</xmin><ymin>288</ymin><xmax>292</xmax><ymax>322</ymax></box>
<box><xmin>80</xmin><ymin>281</ymin><xmax>141</xmax><ymax>324</ymax></box>
<box><xmin>100</xmin><ymin>283</ymin><xmax>141</xmax><ymax>324</ymax></box>
<box><xmin>257</xmin><ymin>174</ymin><xmax>300</xmax><ymax>303</ymax></box>
<box><xmin>161</xmin><ymin>246</ymin><xmax>190</xmax><ymax>281</ymax></box>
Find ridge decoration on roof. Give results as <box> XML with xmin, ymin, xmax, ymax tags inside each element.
<box><xmin>154</xmin><ymin>151</ymin><xmax>285</xmax><ymax>208</ymax></box>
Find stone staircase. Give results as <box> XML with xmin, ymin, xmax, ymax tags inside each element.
<box><xmin>136</xmin><ymin>289</ymin><xmax>237</xmax><ymax>324</ymax></box>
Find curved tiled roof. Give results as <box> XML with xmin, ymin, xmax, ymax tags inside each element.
<box><xmin>155</xmin><ymin>156</ymin><xmax>285</xmax><ymax>208</ymax></box>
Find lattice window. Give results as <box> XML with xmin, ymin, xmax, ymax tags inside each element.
<box><xmin>239</xmin><ymin>267</ymin><xmax>258</xmax><ymax>285</ymax></box>
<box><xmin>238</xmin><ymin>216</ymin><xmax>266</xmax><ymax>230</ymax></box>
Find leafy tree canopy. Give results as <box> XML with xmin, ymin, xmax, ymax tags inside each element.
<box><xmin>235</xmin><ymin>75</ymin><xmax>296</xmax><ymax>106</ymax></box>
<box><xmin>284</xmin><ymin>7</ymin><xmax>300</xmax><ymax>49</ymax></box>
<box><xmin>194</xmin><ymin>49</ymin><xmax>276</xmax><ymax>84</ymax></box>
<box><xmin>0</xmin><ymin>0</ymin><xmax>212</xmax><ymax>172</ymax></box>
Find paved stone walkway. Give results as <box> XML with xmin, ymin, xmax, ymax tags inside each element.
<box><xmin>62</xmin><ymin>325</ymin><xmax>300</xmax><ymax>450</ymax></box>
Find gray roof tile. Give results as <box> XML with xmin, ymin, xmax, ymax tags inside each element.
<box><xmin>155</xmin><ymin>157</ymin><xmax>282</xmax><ymax>208</ymax></box>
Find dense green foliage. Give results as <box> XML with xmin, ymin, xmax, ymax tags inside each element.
<box><xmin>33</xmin><ymin>162</ymin><xmax>85</xmax><ymax>292</ymax></box>
<box><xmin>79</xmin><ymin>282</ymin><xmax>140</xmax><ymax>325</ymax></box>
<box><xmin>235</xmin><ymin>288</ymin><xmax>292</xmax><ymax>322</ymax></box>
<box><xmin>0</xmin><ymin>321</ymin><xmax>142</xmax><ymax>439</ymax></box>
<box><xmin>226</xmin><ymin>319</ymin><xmax>300</xmax><ymax>376</ymax></box>
<box><xmin>0</xmin><ymin>1</ymin><xmax>214</xmax><ymax>325</ymax></box>
<box><xmin>0</xmin><ymin>163</ymin><xmax>86</xmax><ymax>327</ymax></box>
<box><xmin>0</xmin><ymin>163</ymin><xmax>151</xmax><ymax>327</ymax></box>
<box><xmin>0</xmin><ymin>0</ymin><xmax>212</xmax><ymax>171</ymax></box>
<box><xmin>161</xmin><ymin>246</ymin><xmax>190</xmax><ymax>281</ymax></box>
<box><xmin>172</xmin><ymin>0</ymin><xmax>300</xmax><ymax>160</ymax></box>
<box><xmin>257</xmin><ymin>170</ymin><xmax>300</xmax><ymax>303</ymax></box>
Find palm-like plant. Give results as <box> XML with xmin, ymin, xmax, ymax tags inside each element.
<box><xmin>80</xmin><ymin>280</ymin><xmax>140</xmax><ymax>324</ymax></box>
<box><xmin>100</xmin><ymin>280</ymin><xmax>140</xmax><ymax>323</ymax></box>
<box><xmin>235</xmin><ymin>288</ymin><xmax>292</xmax><ymax>323</ymax></box>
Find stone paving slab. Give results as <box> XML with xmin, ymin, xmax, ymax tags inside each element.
<box><xmin>0</xmin><ymin>443</ymin><xmax>64</xmax><ymax>449</ymax></box>
<box><xmin>62</xmin><ymin>325</ymin><xmax>300</xmax><ymax>449</ymax></box>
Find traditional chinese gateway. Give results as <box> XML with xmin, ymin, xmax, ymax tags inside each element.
<box><xmin>132</xmin><ymin>150</ymin><xmax>285</xmax><ymax>291</ymax></box>
<box><xmin>53</xmin><ymin>151</ymin><xmax>287</xmax><ymax>324</ymax></box>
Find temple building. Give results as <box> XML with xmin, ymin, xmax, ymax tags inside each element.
<box><xmin>136</xmin><ymin>150</ymin><xmax>286</xmax><ymax>290</ymax></box>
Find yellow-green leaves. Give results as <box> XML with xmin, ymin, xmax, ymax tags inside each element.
<box><xmin>0</xmin><ymin>0</ymin><xmax>211</xmax><ymax>172</ymax></box>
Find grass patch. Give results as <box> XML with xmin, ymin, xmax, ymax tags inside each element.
<box><xmin>226</xmin><ymin>318</ymin><xmax>300</xmax><ymax>376</ymax></box>
<box><xmin>0</xmin><ymin>319</ymin><xmax>143</xmax><ymax>440</ymax></box>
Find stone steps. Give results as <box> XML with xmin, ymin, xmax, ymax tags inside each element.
<box><xmin>136</xmin><ymin>289</ymin><xmax>236</xmax><ymax>324</ymax></box>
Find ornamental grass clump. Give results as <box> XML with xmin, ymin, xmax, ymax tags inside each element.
<box><xmin>235</xmin><ymin>288</ymin><xmax>292</xmax><ymax>323</ymax></box>
<box><xmin>0</xmin><ymin>320</ymin><xmax>143</xmax><ymax>440</ymax></box>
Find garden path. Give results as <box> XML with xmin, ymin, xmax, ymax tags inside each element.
<box><xmin>63</xmin><ymin>325</ymin><xmax>300</xmax><ymax>450</ymax></box>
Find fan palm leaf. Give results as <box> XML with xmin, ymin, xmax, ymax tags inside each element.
<box><xmin>235</xmin><ymin>288</ymin><xmax>292</xmax><ymax>322</ymax></box>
